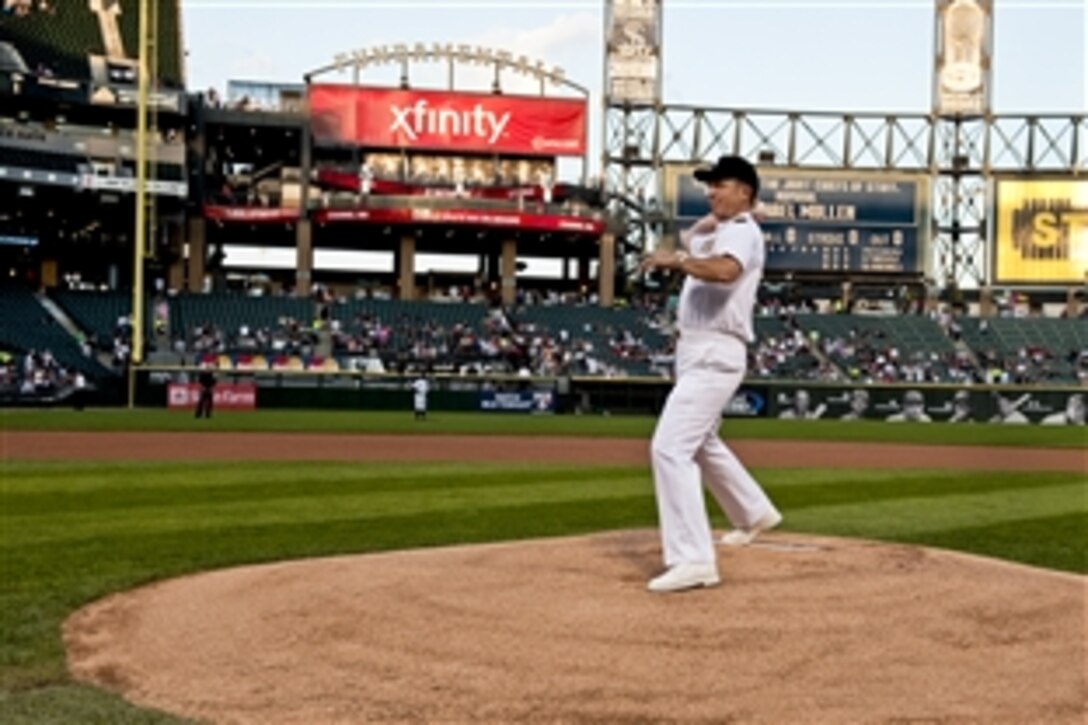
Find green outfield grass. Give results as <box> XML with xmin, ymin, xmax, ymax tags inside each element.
<box><xmin>1</xmin><ymin>455</ymin><xmax>1085</xmax><ymax>723</ymax></box>
<box><xmin>3</xmin><ymin>408</ymin><xmax>1086</xmax><ymax>447</ymax></box>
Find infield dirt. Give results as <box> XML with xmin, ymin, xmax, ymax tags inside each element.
<box><xmin>66</xmin><ymin>530</ymin><xmax>1086</xmax><ymax>724</ymax></box>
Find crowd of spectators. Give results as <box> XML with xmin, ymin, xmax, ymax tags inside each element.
<box><xmin>327</xmin><ymin>307</ymin><xmax>636</xmax><ymax>378</ymax></box>
<box><xmin>184</xmin><ymin>318</ymin><xmax>319</xmax><ymax>358</ymax></box>
<box><xmin>749</xmin><ymin>330</ymin><xmax>840</xmax><ymax>382</ymax></box>
<box><xmin>822</xmin><ymin>334</ymin><xmax>978</xmax><ymax>385</ymax></box>
<box><xmin>75</xmin><ymin>314</ymin><xmax>134</xmax><ymax>371</ymax></box>
<box><xmin>974</xmin><ymin>346</ymin><xmax>1081</xmax><ymax>386</ymax></box>
<box><xmin>44</xmin><ymin>279</ymin><xmax>1082</xmax><ymax>388</ymax></box>
<box><xmin>153</xmin><ymin>289</ymin><xmax>1085</xmax><ymax>386</ymax></box>
<box><xmin>0</xmin><ymin>348</ymin><xmax>83</xmax><ymax>399</ymax></box>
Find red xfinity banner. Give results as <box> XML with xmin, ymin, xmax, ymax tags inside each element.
<box><xmin>309</xmin><ymin>84</ymin><xmax>587</xmax><ymax>156</ymax></box>
<box><xmin>167</xmin><ymin>383</ymin><xmax>258</xmax><ymax>410</ymax></box>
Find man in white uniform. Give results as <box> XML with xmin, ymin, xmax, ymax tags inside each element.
<box><xmin>639</xmin><ymin>155</ymin><xmax>782</xmax><ymax>593</ymax></box>
<box><xmin>412</xmin><ymin>375</ymin><xmax>429</xmax><ymax>421</ymax></box>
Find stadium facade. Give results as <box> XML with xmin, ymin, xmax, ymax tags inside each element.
<box><xmin>0</xmin><ymin>0</ymin><xmax>617</xmax><ymax>307</ymax></box>
<box><xmin>0</xmin><ymin>1</ymin><xmax>1084</xmax><ymax>423</ymax></box>
<box><xmin>2</xmin><ymin>1</ymin><xmax>1084</xmax><ymax>301</ymax></box>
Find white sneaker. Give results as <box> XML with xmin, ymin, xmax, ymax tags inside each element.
<box><xmin>720</xmin><ymin>510</ymin><xmax>783</xmax><ymax>547</ymax></box>
<box><xmin>647</xmin><ymin>563</ymin><xmax>720</xmax><ymax>593</ymax></box>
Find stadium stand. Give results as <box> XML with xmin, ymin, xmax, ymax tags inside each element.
<box><xmin>0</xmin><ymin>146</ymin><xmax>81</xmax><ymax>173</ymax></box>
<box><xmin>960</xmin><ymin>316</ymin><xmax>1088</xmax><ymax>384</ymax></box>
<box><xmin>328</xmin><ymin>298</ymin><xmax>495</xmax><ymax>372</ymax></box>
<box><xmin>790</xmin><ymin>312</ymin><xmax>974</xmax><ymax>384</ymax></box>
<box><xmin>0</xmin><ymin>0</ymin><xmax>183</xmax><ymax>87</ymax></box>
<box><xmin>508</xmin><ymin>304</ymin><xmax>669</xmax><ymax>377</ymax></box>
<box><xmin>6</xmin><ymin>280</ymin><xmax>1085</xmax><ymax>386</ymax></box>
<box><xmin>0</xmin><ymin>283</ymin><xmax>111</xmax><ymax>382</ymax></box>
<box><xmin>51</xmin><ymin>288</ymin><xmax>156</xmax><ymax>348</ymax></box>
<box><xmin>170</xmin><ymin>292</ymin><xmax>317</xmax><ymax>355</ymax></box>
<box><xmin>749</xmin><ymin>316</ymin><xmax>836</xmax><ymax>381</ymax></box>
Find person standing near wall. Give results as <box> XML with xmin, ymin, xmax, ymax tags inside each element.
<box><xmin>412</xmin><ymin>373</ymin><xmax>429</xmax><ymax>421</ymax></box>
<box><xmin>195</xmin><ymin>365</ymin><xmax>216</xmax><ymax>419</ymax></box>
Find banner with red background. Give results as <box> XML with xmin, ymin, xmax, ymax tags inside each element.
<box><xmin>167</xmin><ymin>384</ymin><xmax>257</xmax><ymax>410</ymax></box>
<box><xmin>308</xmin><ymin>84</ymin><xmax>586</xmax><ymax>156</ymax></box>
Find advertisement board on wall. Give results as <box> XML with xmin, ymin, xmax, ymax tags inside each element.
<box><xmin>606</xmin><ymin>0</ymin><xmax>661</xmax><ymax>105</ymax></box>
<box><xmin>933</xmin><ymin>0</ymin><xmax>993</xmax><ymax>116</ymax></box>
<box><xmin>664</xmin><ymin>167</ymin><xmax>930</xmax><ymax>275</ymax></box>
<box><xmin>724</xmin><ymin>388</ymin><xmax>767</xmax><ymax>417</ymax></box>
<box><xmin>315</xmin><ymin>208</ymin><xmax>604</xmax><ymax>234</ymax></box>
<box><xmin>770</xmin><ymin>386</ymin><xmax>1085</xmax><ymax>426</ymax></box>
<box><xmin>479</xmin><ymin>390</ymin><xmax>556</xmax><ymax>413</ymax></box>
<box><xmin>308</xmin><ymin>85</ymin><xmax>587</xmax><ymax>157</ymax></box>
<box><xmin>79</xmin><ymin>175</ymin><xmax>188</xmax><ymax>198</ymax></box>
<box><xmin>167</xmin><ymin>383</ymin><xmax>257</xmax><ymax>410</ymax></box>
<box><xmin>581</xmin><ymin>377</ymin><xmax>1083</xmax><ymax>424</ymax></box>
<box><xmin>991</xmin><ymin>178</ymin><xmax>1088</xmax><ymax>285</ymax></box>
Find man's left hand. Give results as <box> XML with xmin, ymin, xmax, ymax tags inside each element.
<box><xmin>639</xmin><ymin>249</ymin><xmax>684</xmax><ymax>274</ymax></box>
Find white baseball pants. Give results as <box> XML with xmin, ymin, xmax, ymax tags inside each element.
<box><xmin>651</xmin><ymin>330</ymin><xmax>780</xmax><ymax>567</ymax></box>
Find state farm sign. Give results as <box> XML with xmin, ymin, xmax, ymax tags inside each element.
<box><xmin>167</xmin><ymin>383</ymin><xmax>258</xmax><ymax>410</ymax></box>
<box><xmin>309</xmin><ymin>85</ymin><xmax>586</xmax><ymax>156</ymax></box>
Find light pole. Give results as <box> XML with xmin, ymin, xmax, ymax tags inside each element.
<box><xmin>128</xmin><ymin>0</ymin><xmax>151</xmax><ymax>408</ymax></box>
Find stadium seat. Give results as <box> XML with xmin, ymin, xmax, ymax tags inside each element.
<box><xmin>0</xmin><ymin>284</ymin><xmax>112</xmax><ymax>378</ymax></box>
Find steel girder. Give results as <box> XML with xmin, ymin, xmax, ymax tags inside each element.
<box><xmin>604</xmin><ymin>105</ymin><xmax>1085</xmax><ymax>286</ymax></box>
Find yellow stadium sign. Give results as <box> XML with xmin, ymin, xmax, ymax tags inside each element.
<box><xmin>993</xmin><ymin>179</ymin><xmax>1088</xmax><ymax>285</ymax></box>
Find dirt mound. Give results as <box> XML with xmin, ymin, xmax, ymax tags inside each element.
<box><xmin>65</xmin><ymin>531</ymin><xmax>1087</xmax><ymax>724</ymax></box>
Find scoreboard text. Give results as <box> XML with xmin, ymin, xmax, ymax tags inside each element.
<box><xmin>666</xmin><ymin>167</ymin><xmax>930</xmax><ymax>275</ymax></box>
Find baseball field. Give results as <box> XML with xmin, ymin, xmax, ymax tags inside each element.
<box><xmin>1</xmin><ymin>409</ymin><xmax>1085</xmax><ymax>723</ymax></box>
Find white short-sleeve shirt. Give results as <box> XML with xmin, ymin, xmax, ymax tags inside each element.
<box><xmin>412</xmin><ymin>378</ymin><xmax>429</xmax><ymax>409</ymax></box>
<box><xmin>676</xmin><ymin>211</ymin><xmax>764</xmax><ymax>342</ymax></box>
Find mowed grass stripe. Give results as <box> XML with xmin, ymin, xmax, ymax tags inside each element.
<box><xmin>2</xmin><ymin>475</ymin><xmax>651</xmax><ymax>546</ymax></box>
<box><xmin>762</xmin><ymin>470</ymin><xmax>1081</xmax><ymax>508</ymax></box>
<box><xmin>890</xmin><ymin>511</ymin><xmax>1088</xmax><ymax>573</ymax></box>
<box><xmin>781</xmin><ymin>482</ymin><xmax>1086</xmax><ymax>540</ymax></box>
<box><xmin>5</xmin><ymin>460</ymin><xmax>1073</xmax><ymax>510</ymax></box>
<box><xmin>5</xmin><ymin>466</ymin><xmax>1075</xmax><ymax>546</ymax></box>
<box><xmin>2</xmin><ymin>462</ymin><xmax>638</xmax><ymax>514</ymax></box>
<box><xmin>3</xmin><ymin>408</ymin><xmax>1086</xmax><ymax>448</ymax></box>
<box><xmin>2</xmin><ymin>460</ymin><xmax>592</xmax><ymax>495</ymax></box>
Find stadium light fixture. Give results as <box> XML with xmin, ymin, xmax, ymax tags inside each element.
<box><xmin>328</xmin><ymin>44</ymin><xmax>566</xmax><ymax>88</ymax></box>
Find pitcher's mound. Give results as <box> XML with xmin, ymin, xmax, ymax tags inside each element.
<box><xmin>65</xmin><ymin>531</ymin><xmax>1086</xmax><ymax>724</ymax></box>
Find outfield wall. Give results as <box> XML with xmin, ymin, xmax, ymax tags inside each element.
<box><xmin>133</xmin><ymin>368</ymin><xmax>1085</xmax><ymax>426</ymax></box>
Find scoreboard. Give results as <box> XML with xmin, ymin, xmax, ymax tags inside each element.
<box><xmin>664</xmin><ymin>167</ymin><xmax>931</xmax><ymax>275</ymax></box>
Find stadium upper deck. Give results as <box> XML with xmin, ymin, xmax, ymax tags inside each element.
<box><xmin>0</xmin><ymin>1</ymin><xmax>617</xmax><ymax>307</ymax></box>
<box><xmin>0</xmin><ymin>2</ymin><xmax>1081</xmax><ymax>333</ymax></box>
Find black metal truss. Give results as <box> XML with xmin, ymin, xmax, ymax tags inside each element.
<box><xmin>605</xmin><ymin>106</ymin><xmax>1085</xmax><ymax>286</ymax></box>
